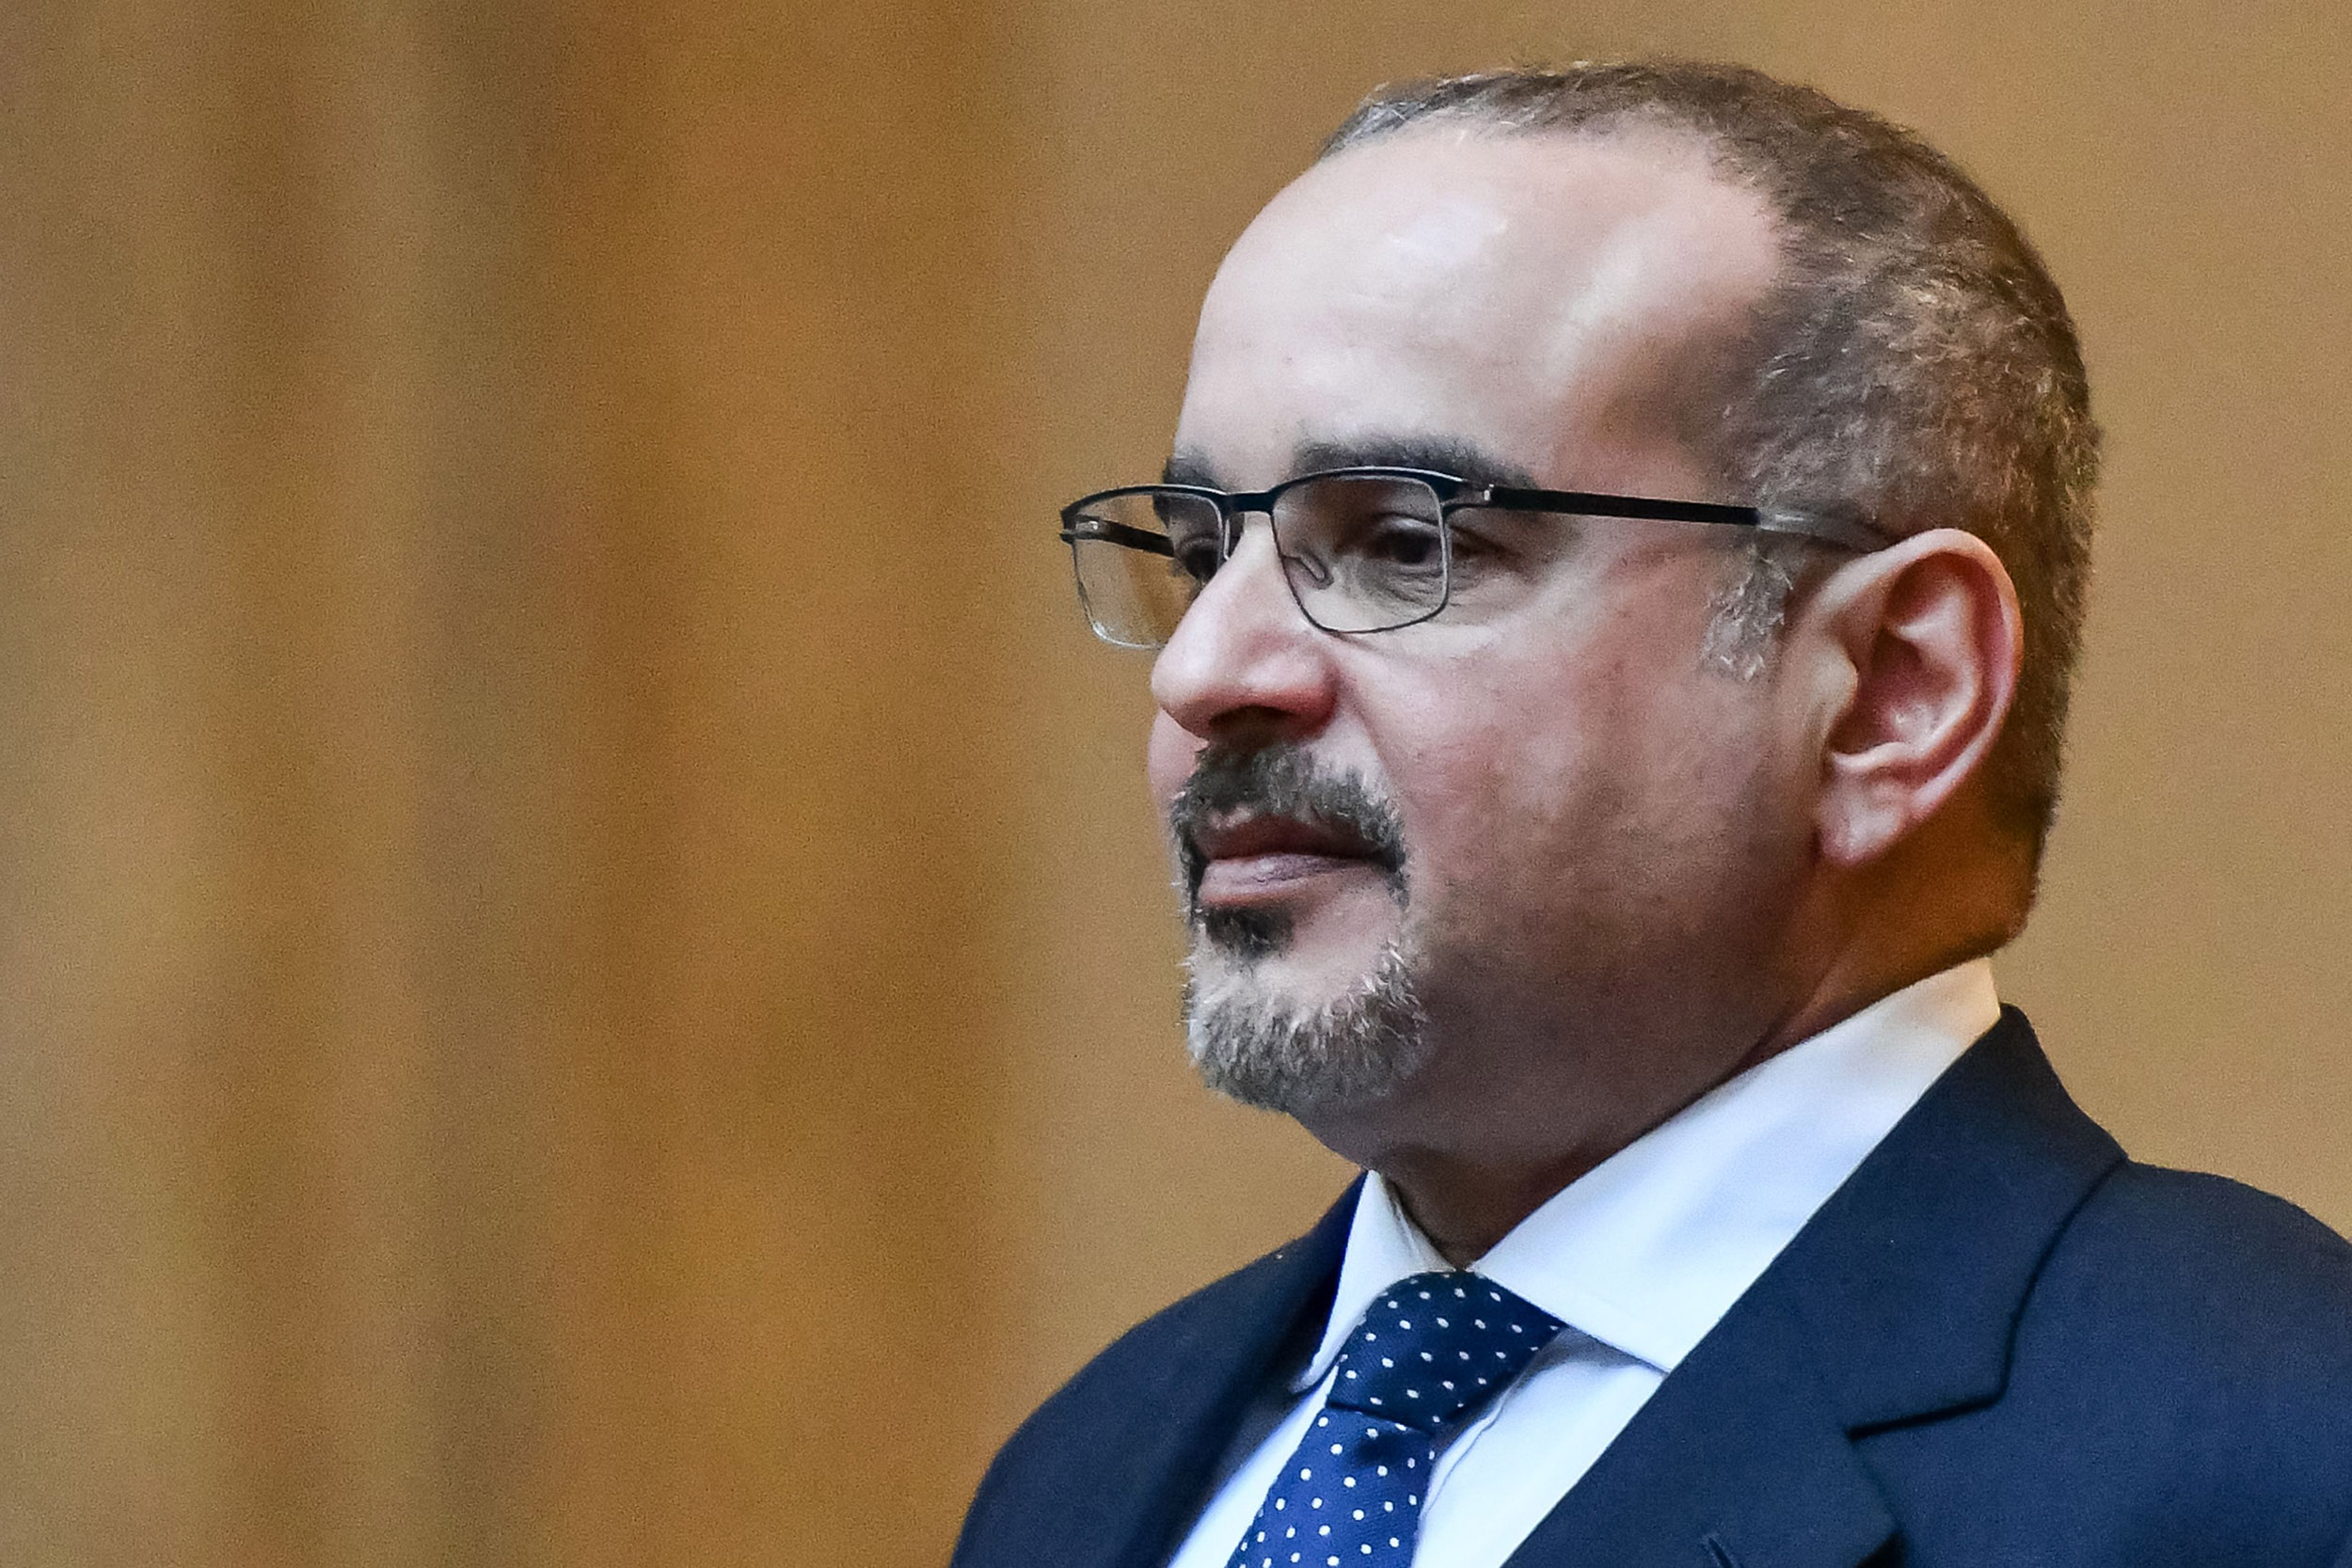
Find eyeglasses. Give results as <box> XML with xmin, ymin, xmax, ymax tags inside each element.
<box><xmin>1058</xmin><ymin>466</ymin><xmax>1887</xmax><ymax>649</ymax></box>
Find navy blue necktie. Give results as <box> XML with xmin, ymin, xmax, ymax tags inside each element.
<box><xmin>1227</xmin><ymin>1271</ymin><xmax>1565</xmax><ymax>1568</ymax></box>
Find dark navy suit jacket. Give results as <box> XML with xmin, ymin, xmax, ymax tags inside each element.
<box><xmin>953</xmin><ymin>1011</ymin><xmax>2352</xmax><ymax>1567</ymax></box>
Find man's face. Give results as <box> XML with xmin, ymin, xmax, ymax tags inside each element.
<box><xmin>1149</xmin><ymin>127</ymin><xmax>1821</xmax><ymax>1167</ymax></box>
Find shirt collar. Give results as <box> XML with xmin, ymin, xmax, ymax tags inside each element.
<box><xmin>1292</xmin><ymin>959</ymin><xmax>2001</xmax><ymax>1391</ymax></box>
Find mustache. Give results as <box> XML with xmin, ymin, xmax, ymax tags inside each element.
<box><xmin>1168</xmin><ymin>744</ymin><xmax>1408</xmax><ymax>905</ymax></box>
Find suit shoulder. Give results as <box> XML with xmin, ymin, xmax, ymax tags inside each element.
<box><xmin>2025</xmin><ymin>1160</ymin><xmax>2352</xmax><ymax>1409</ymax></box>
<box><xmin>1867</xmin><ymin>1162</ymin><xmax>2352</xmax><ymax>1561</ymax></box>
<box><xmin>2058</xmin><ymin>1161</ymin><xmax>2352</xmax><ymax>1316</ymax></box>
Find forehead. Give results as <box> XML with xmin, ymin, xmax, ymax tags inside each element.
<box><xmin>1173</xmin><ymin>125</ymin><xmax>1783</xmax><ymax>492</ymax></box>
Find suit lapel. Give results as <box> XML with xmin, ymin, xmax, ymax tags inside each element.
<box><xmin>1506</xmin><ymin>1288</ymin><xmax>1896</xmax><ymax>1568</ymax></box>
<box><xmin>1502</xmin><ymin>1010</ymin><xmax>2124</xmax><ymax>1568</ymax></box>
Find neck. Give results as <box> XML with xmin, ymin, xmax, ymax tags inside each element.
<box><xmin>1371</xmin><ymin>950</ymin><xmax>2010</xmax><ymax>1267</ymax></box>
<box><xmin>1339</xmin><ymin>832</ymin><xmax>2032</xmax><ymax>1269</ymax></box>
<box><xmin>1378</xmin><ymin>1148</ymin><xmax>1608</xmax><ymax>1267</ymax></box>
<box><xmin>1369</xmin><ymin>1009</ymin><xmax>1810</xmax><ymax>1265</ymax></box>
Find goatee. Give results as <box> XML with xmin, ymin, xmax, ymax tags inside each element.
<box><xmin>1168</xmin><ymin>744</ymin><xmax>1430</xmax><ymax>1116</ymax></box>
<box><xmin>1183</xmin><ymin>936</ymin><xmax>1433</xmax><ymax>1116</ymax></box>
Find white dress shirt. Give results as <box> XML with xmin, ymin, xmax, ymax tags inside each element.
<box><xmin>1165</xmin><ymin>960</ymin><xmax>2001</xmax><ymax>1568</ymax></box>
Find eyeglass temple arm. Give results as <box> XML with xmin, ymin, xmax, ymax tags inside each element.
<box><xmin>1060</xmin><ymin>517</ymin><xmax>1175</xmax><ymax>556</ymax></box>
<box><xmin>1058</xmin><ymin>486</ymin><xmax>1890</xmax><ymax>557</ymax></box>
<box><xmin>1468</xmin><ymin>486</ymin><xmax>1891</xmax><ymax>553</ymax></box>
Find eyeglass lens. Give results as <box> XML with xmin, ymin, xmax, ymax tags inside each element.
<box><xmin>1065</xmin><ymin>491</ymin><xmax>1224</xmax><ymax>649</ymax></box>
<box><xmin>1067</xmin><ymin>474</ymin><xmax>1450</xmax><ymax>647</ymax></box>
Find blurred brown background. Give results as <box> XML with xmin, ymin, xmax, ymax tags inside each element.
<box><xmin>1</xmin><ymin>0</ymin><xmax>2345</xmax><ymax>1562</ymax></box>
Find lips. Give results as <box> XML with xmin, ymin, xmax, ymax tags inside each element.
<box><xmin>1189</xmin><ymin>812</ymin><xmax>1388</xmax><ymax>906</ymax></box>
<box><xmin>1168</xmin><ymin>744</ymin><xmax>1407</xmax><ymax>921</ymax></box>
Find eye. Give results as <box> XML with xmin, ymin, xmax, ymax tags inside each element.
<box><xmin>1171</xmin><ymin>533</ymin><xmax>1223</xmax><ymax>585</ymax></box>
<box><xmin>1288</xmin><ymin>479</ymin><xmax>1449</xmax><ymax>579</ymax></box>
<box><xmin>1152</xmin><ymin>494</ymin><xmax>1229</xmax><ymax>587</ymax></box>
<box><xmin>1418</xmin><ymin>515</ymin><xmax>1551</xmax><ymax>608</ymax></box>
<box><xmin>1434</xmin><ymin>520</ymin><xmax>1502</xmax><ymax>570</ymax></box>
<box><xmin>1357</xmin><ymin>515</ymin><xmax>1443</xmax><ymax>570</ymax></box>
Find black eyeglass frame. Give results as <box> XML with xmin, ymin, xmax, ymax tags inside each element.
<box><xmin>1057</xmin><ymin>466</ymin><xmax>1890</xmax><ymax>646</ymax></box>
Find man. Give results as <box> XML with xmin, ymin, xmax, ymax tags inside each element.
<box><xmin>954</xmin><ymin>62</ymin><xmax>2352</xmax><ymax>1568</ymax></box>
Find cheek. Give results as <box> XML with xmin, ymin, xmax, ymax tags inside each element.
<box><xmin>1388</xmin><ymin>640</ymin><xmax>1751</xmax><ymax>914</ymax></box>
<box><xmin>1387</xmin><ymin>687</ymin><xmax>1605</xmax><ymax>903</ymax></box>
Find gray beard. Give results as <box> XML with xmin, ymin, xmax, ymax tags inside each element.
<box><xmin>1182</xmin><ymin>934</ymin><xmax>1433</xmax><ymax>1117</ymax></box>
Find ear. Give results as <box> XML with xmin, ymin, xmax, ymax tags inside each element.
<box><xmin>1800</xmin><ymin>529</ymin><xmax>2024</xmax><ymax>867</ymax></box>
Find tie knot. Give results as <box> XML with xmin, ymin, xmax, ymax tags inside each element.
<box><xmin>1325</xmin><ymin>1270</ymin><xmax>1562</xmax><ymax>1433</ymax></box>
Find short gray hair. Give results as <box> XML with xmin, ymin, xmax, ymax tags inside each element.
<box><xmin>1325</xmin><ymin>63</ymin><xmax>2100</xmax><ymax>856</ymax></box>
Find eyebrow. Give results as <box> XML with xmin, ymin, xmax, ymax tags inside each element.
<box><xmin>1162</xmin><ymin>451</ymin><xmax>1220</xmax><ymax>487</ymax></box>
<box><xmin>1162</xmin><ymin>435</ymin><xmax>1543</xmax><ymax>494</ymax></box>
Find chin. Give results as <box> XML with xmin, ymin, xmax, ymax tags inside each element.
<box><xmin>1181</xmin><ymin>930</ymin><xmax>1433</xmax><ymax>1118</ymax></box>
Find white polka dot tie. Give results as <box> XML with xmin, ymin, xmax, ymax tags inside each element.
<box><xmin>1225</xmin><ymin>1271</ymin><xmax>1564</xmax><ymax>1568</ymax></box>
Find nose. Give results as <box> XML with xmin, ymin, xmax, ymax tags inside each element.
<box><xmin>1150</xmin><ymin>517</ymin><xmax>1340</xmax><ymax>745</ymax></box>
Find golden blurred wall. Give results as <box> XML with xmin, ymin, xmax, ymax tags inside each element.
<box><xmin>1</xmin><ymin>0</ymin><xmax>2345</xmax><ymax>1563</ymax></box>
